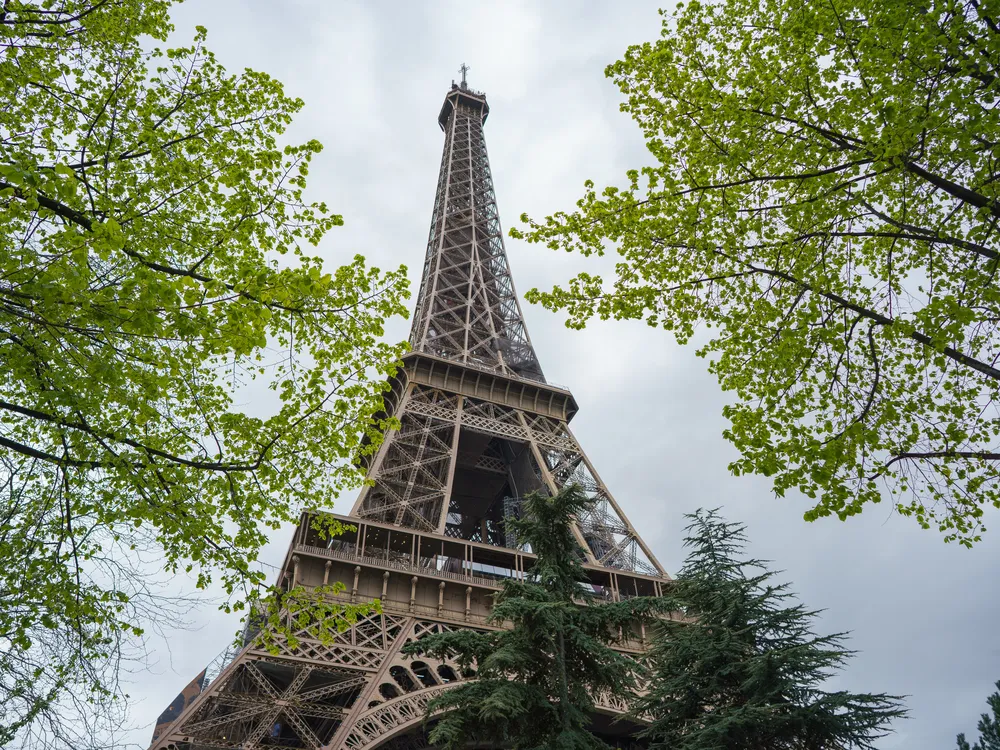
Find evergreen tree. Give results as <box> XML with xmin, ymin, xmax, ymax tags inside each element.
<box><xmin>957</xmin><ymin>681</ymin><xmax>1000</xmax><ymax>750</ymax></box>
<box><xmin>402</xmin><ymin>484</ymin><xmax>659</xmax><ymax>750</ymax></box>
<box><xmin>636</xmin><ymin>509</ymin><xmax>905</xmax><ymax>750</ymax></box>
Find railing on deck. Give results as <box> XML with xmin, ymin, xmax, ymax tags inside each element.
<box><xmin>295</xmin><ymin>542</ymin><xmax>505</xmax><ymax>589</ymax></box>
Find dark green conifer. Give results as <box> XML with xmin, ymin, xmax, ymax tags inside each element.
<box><xmin>957</xmin><ymin>681</ymin><xmax>1000</xmax><ymax>750</ymax></box>
<box><xmin>636</xmin><ymin>509</ymin><xmax>905</xmax><ymax>750</ymax></box>
<box><xmin>402</xmin><ymin>484</ymin><xmax>658</xmax><ymax>750</ymax></box>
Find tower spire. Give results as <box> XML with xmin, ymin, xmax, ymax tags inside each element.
<box><xmin>148</xmin><ymin>84</ymin><xmax>669</xmax><ymax>750</ymax></box>
<box><xmin>458</xmin><ymin>62</ymin><xmax>469</xmax><ymax>89</ymax></box>
<box><xmin>413</xmin><ymin>78</ymin><xmax>544</xmax><ymax>382</ymax></box>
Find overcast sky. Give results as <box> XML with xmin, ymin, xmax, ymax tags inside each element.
<box><xmin>125</xmin><ymin>2</ymin><xmax>1000</xmax><ymax>748</ymax></box>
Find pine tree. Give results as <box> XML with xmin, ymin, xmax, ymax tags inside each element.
<box><xmin>401</xmin><ymin>484</ymin><xmax>659</xmax><ymax>750</ymax></box>
<box><xmin>957</xmin><ymin>681</ymin><xmax>1000</xmax><ymax>750</ymax></box>
<box><xmin>635</xmin><ymin>509</ymin><xmax>906</xmax><ymax>750</ymax></box>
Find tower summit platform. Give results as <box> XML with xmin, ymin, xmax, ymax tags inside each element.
<box><xmin>437</xmin><ymin>62</ymin><xmax>489</xmax><ymax>129</ymax></box>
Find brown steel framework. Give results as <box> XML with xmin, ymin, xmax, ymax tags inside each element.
<box><xmin>150</xmin><ymin>75</ymin><xmax>668</xmax><ymax>750</ymax></box>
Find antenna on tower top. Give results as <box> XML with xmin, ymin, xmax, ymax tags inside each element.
<box><xmin>459</xmin><ymin>62</ymin><xmax>470</xmax><ymax>89</ymax></box>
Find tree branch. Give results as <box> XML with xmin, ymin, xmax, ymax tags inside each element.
<box><xmin>0</xmin><ymin>434</ymin><xmax>99</xmax><ymax>468</ymax></box>
<box><xmin>652</xmin><ymin>239</ymin><xmax>1000</xmax><ymax>382</ymax></box>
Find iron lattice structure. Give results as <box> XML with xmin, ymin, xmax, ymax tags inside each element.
<box><xmin>150</xmin><ymin>78</ymin><xmax>668</xmax><ymax>750</ymax></box>
<box><xmin>410</xmin><ymin>83</ymin><xmax>543</xmax><ymax>382</ymax></box>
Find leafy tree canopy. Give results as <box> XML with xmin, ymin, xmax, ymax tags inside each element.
<box><xmin>958</xmin><ymin>680</ymin><xmax>1000</xmax><ymax>750</ymax></box>
<box><xmin>402</xmin><ymin>485</ymin><xmax>660</xmax><ymax>750</ymax></box>
<box><xmin>515</xmin><ymin>0</ymin><xmax>1000</xmax><ymax>545</ymax></box>
<box><xmin>0</xmin><ymin>1</ymin><xmax>408</xmax><ymax>744</ymax></box>
<box><xmin>637</xmin><ymin>509</ymin><xmax>905</xmax><ymax>750</ymax></box>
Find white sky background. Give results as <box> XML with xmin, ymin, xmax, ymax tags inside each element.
<box><xmin>124</xmin><ymin>2</ymin><xmax>1000</xmax><ymax>748</ymax></box>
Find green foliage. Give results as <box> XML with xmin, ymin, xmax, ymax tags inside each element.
<box><xmin>0</xmin><ymin>1</ymin><xmax>408</xmax><ymax>744</ymax></box>
<box><xmin>636</xmin><ymin>509</ymin><xmax>905</xmax><ymax>750</ymax></box>
<box><xmin>254</xmin><ymin>583</ymin><xmax>381</xmax><ymax>656</ymax></box>
<box><xmin>515</xmin><ymin>0</ymin><xmax>1000</xmax><ymax>545</ymax></box>
<box><xmin>957</xmin><ymin>681</ymin><xmax>1000</xmax><ymax>750</ymax></box>
<box><xmin>253</xmin><ymin>515</ymin><xmax>380</xmax><ymax>656</ymax></box>
<box><xmin>402</xmin><ymin>485</ymin><xmax>660</xmax><ymax>750</ymax></box>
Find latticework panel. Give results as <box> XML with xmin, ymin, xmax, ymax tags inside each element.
<box><xmin>274</xmin><ymin>611</ymin><xmax>410</xmax><ymax>667</ymax></box>
<box><xmin>357</xmin><ymin>406</ymin><xmax>457</xmax><ymax>532</ymax></box>
<box><xmin>170</xmin><ymin>657</ymin><xmax>368</xmax><ymax>750</ymax></box>
<box><xmin>364</xmin><ymin>626</ymin><xmax>474</xmax><ymax>712</ymax></box>
<box><xmin>524</xmin><ymin>413</ymin><xmax>579</xmax><ymax>451</ymax></box>
<box><xmin>268</xmin><ymin>641</ymin><xmax>386</xmax><ymax>671</ymax></box>
<box><xmin>151</xmin><ymin>611</ymin><xmax>422</xmax><ymax>750</ymax></box>
<box><xmin>406</xmin><ymin>386</ymin><xmax>460</xmax><ymax>421</ymax></box>
<box><xmin>534</xmin><ymin>440</ymin><xmax>660</xmax><ymax>577</ymax></box>
<box><xmin>461</xmin><ymin>397</ymin><xmax>529</xmax><ymax>440</ymax></box>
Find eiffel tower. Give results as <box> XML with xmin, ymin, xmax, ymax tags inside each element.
<box><xmin>149</xmin><ymin>71</ymin><xmax>669</xmax><ymax>750</ymax></box>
